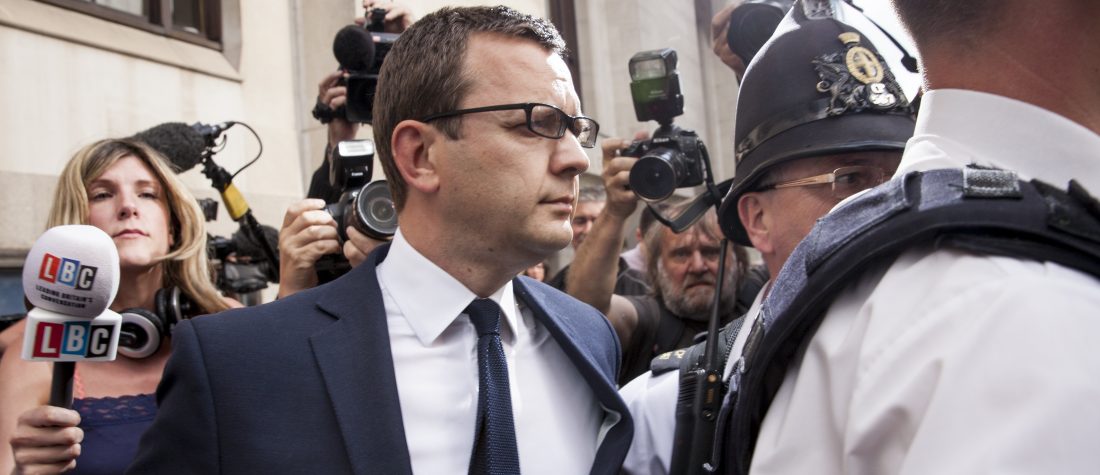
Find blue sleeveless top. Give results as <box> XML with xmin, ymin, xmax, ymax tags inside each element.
<box><xmin>71</xmin><ymin>394</ymin><xmax>156</xmax><ymax>474</ymax></box>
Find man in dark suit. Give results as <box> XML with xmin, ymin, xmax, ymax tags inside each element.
<box><xmin>129</xmin><ymin>6</ymin><xmax>632</xmax><ymax>474</ymax></box>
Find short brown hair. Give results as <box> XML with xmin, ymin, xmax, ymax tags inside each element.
<box><xmin>372</xmin><ymin>6</ymin><xmax>567</xmax><ymax>210</ymax></box>
<box><xmin>891</xmin><ymin>0</ymin><xmax>1001</xmax><ymax>49</ymax></box>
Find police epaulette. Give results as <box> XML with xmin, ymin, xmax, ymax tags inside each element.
<box><xmin>649</xmin><ymin>348</ymin><xmax>690</xmax><ymax>376</ymax></box>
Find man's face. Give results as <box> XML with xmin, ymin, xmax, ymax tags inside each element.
<box><xmin>433</xmin><ymin>34</ymin><xmax>590</xmax><ymax>266</ymax></box>
<box><xmin>655</xmin><ymin>225</ymin><xmax>736</xmax><ymax>320</ymax></box>
<box><xmin>755</xmin><ymin>151</ymin><xmax>902</xmax><ymax>268</ymax></box>
<box><xmin>571</xmin><ymin>200</ymin><xmax>605</xmax><ymax>249</ymax></box>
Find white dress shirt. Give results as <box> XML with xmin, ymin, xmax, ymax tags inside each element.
<box><xmin>744</xmin><ymin>89</ymin><xmax>1100</xmax><ymax>474</ymax></box>
<box><xmin>620</xmin><ymin>290</ymin><xmax>766</xmax><ymax>475</ymax></box>
<box><xmin>377</xmin><ymin>231</ymin><xmax>602</xmax><ymax>474</ymax></box>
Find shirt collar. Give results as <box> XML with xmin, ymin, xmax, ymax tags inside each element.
<box><xmin>377</xmin><ymin>230</ymin><xmax>520</xmax><ymax>346</ymax></box>
<box><xmin>897</xmin><ymin>89</ymin><xmax>1100</xmax><ymax>193</ymax></box>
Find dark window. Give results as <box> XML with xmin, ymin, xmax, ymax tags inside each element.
<box><xmin>38</xmin><ymin>0</ymin><xmax>222</xmax><ymax>49</ymax></box>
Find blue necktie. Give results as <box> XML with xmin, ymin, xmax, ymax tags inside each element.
<box><xmin>465</xmin><ymin>298</ymin><xmax>521</xmax><ymax>475</ymax></box>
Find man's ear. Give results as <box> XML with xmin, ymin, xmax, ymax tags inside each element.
<box><xmin>738</xmin><ymin>193</ymin><xmax>775</xmax><ymax>254</ymax></box>
<box><xmin>391</xmin><ymin>120</ymin><xmax>441</xmax><ymax>194</ymax></box>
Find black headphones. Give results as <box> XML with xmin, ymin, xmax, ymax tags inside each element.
<box><xmin>118</xmin><ymin>287</ymin><xmax>198</xmax><ymax>358</ymax></box>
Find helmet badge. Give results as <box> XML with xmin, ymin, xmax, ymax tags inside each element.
<box><xmin>813</xmin><ymin>32</ymin><xmax>905</xmax><ymax>115</ymax></box>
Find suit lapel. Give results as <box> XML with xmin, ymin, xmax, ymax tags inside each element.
<box><xmin>310</xmin><ymin>244</ymin><xmax>413</xmax><ymax>475</ymax></box>
<box><xmin>513</xmin><ymin>277</ymin><xmax>633</xmax><ymax>474</ymax></box>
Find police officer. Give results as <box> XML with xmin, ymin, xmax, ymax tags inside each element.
<box><xmin>620</xmin><ymin>6</ymin><xmax>916</xmax><ymax>474</ymax></box>
<box><xmin>718</xmin><ymin>0</ymin><xmax>1100</xmax><ymax>473</ymax></box>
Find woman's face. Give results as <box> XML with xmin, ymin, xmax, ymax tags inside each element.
<box><xmin>85</xmin><ymin>155</ymin><xmax>173</xmax><ymax>270</ymax></box>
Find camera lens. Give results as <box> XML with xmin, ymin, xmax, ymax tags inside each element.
<box><xmin>352</xmin><ymin>181</ymin><xmax>398</xmax><ymax>239</ymax></box>
<box><xmin>369</xmin><ymin>196</ymin><xmax>395</xmax><ymax>223</ymax></box>
<box><xmin>629</xmin><ymin>148</ymin><xmax>683</xmax><ymax>202</ymax></box>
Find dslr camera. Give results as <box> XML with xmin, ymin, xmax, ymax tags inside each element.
<box><xmin>316</xmin><ymin>139</ymin><xmax>397</xmax><ymax>282</ymax></box>
<box><xmin>329</xmin><ymin>8</ymin><xmax>400</xmax><ymax>123</ymax></box>
<box><xmin>324</xmin><ymin>139</ymin><xmax>398</xmax><ymax>242</ymax></box>
<box><xmin>623</xmin><ymin>48</ymin><xmax>707</xmax><ymax>202</ymax></box>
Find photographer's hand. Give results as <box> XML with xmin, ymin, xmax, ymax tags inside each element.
<box><xmin>564</xmin><ymin>134</ymin><xmax>648</xmax><ymax>347</ymax></box>
<box><xmin>319</xmin><ymin>71</ymin><xmax>359</xmax><ymax>147</ymax></box>
<box><xmin>711</xmin><ymin>2</ymin><xmax>749</xmax><ymax>81</ymax></box>
<box><xmin>602</xmin><ymin>134</ymin><xmax>647</xmax><ymax>219</ymax></box>
<box><xmin>343</xmin><ymin>226</ymin><xmax>387</xmax><ymax>268</ymax></box>
<box><xmin>359</xmin><ymin>1</ymin><xmax>415</xmax><ymax>33</ymax></box>
<box><xmin>277</xmin><ymin>199</ymin><xmax>341</xmax><ymax>299</ymax></box>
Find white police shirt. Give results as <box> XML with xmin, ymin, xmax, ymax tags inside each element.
<box><xmin>745</xmin><ymin>89</ymin><xmax>1100</xmax><ymax>474</ymax></box>
<box><xmin>377</xmin><ymin>230</ymin><xmax>601</xmax><ymax>474</ymax></box>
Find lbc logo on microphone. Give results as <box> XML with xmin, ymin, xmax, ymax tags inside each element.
<box><xmin>38</xmin><ymin>253</ymin><xmax>98</xmax><ymax>291</ymax></box>
<box><xmin>31</xmin><ymin>321</ymin><xmax>115</xmax><ymax>358</ymax></box>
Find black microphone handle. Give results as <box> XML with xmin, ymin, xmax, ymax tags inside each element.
<box><xmin>49</xmin><ymin>361</ymin><xmax>75</xmax><ymax>408</ymax></box>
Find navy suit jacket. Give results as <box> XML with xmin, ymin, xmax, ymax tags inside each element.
<box><xmin>128</xmin><ymin>245</ymin><xmax>632</xmax><ymax>474</ymax></box>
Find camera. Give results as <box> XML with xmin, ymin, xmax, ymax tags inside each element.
<box><xmin>330</xmin><ymin>8</ymin><xmax>400</xmax><ymax>123</ymax></box>
<box><xmin>207</xmin><ymin>233</ymin><xmax>272</xmax><ymax>296</ymax></box>
<box><xmin>202</xmin><ymin>202</ymin><xmax>277</xmax><ymax>303</ymax></box>
<box><xmin>623</xmin><ymin>48</ymin><xmax>707</xmax><ymax>202</ymax></box>
<box><xmin>725</xmin><ymin>0</ymin><xmax>794</xmax><ymax>64</ymax></box>
<box><xmin>623</xmin><ymin>129</ymin><xmax>706</xmax><ymax>202</ymax></box>
<box><xmin>315</xmin><ymin>139</ymin><xmax>396</xmax><ymax>282</ymax></box>
<box><xmin>323</xmin><ymin>139</ymin><xmax>397</xmax><ymax>242</ymax></box>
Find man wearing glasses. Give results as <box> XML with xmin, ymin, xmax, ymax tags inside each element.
<box><xmin>620</xmin><ymin>13</ymin><xmax>913</xmax><ymax>474</ymax></box>
<box><xmin>130</xmin><ymin>6</ymin><xmax>631</xmax><ymax>474</ymax></box>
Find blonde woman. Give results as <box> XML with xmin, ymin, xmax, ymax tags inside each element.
<box><xmin>0</xmin><ymin>138</ymin><xmax>240</xmax><ymax>474</ymax></box>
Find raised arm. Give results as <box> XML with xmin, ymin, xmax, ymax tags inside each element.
<box><xmin>566</xmin><ymin>136</ymin><xmax>643</xmax><ymax>346</ymax></box>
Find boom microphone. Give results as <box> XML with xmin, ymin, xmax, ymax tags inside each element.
<box><xmin>133</xmin><ymin>120</ymin><xmax>279</xmax><ymax>281</ymax></box>
<box><xmin>191</xmin><ymin>121</ymin><xmax>237</xmax><ymax>147</ymax></box>
<box><xmin>21</xmin><ymin>225</ymin><xmax>122</xmax><ymax>408</ymax></box>
<box><xmin>133</xmin><ymin>121</ymin><xmax>239</xmax><ymax>173</ymax></box>
<box><xmin>133</xmin><ymin>122</ymin><xmax>206</xmax><ymax>173</ymax></box>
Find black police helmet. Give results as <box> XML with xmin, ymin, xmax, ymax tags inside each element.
<box><xmin>718</xmin><ymin>6</ymin><xmax>916</xmax><ymax>246</ymax></box>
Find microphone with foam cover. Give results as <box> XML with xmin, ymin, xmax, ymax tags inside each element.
<box><xmin>133</xmin><ymin>120</ymin><xmax>279</xmax><ymax>276</ymax></box>
<box><xmin>132</xmin><ymin>122</ymin><xmax>207</xmax><ymax>173</ymax></box>
<box><xmin>333</xmin><ymin>25</ymin><xmax>375</xmax><ymax>72</ymax></box>
<box><xmin>21</xmin><ymin>225</ymin><xmax>122</xmax><ymax>407</ymax></box>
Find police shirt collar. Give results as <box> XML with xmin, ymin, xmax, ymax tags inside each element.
<box><xmin>897</xmin><ymin>89</ymin><xmax>1100</xmax><ymax>194</ymax></box>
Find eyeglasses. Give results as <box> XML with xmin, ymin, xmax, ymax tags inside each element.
<box><xmin>755</xmin><ymin>165</ymin><xmax>888</xmax><ymax>199</ymax></box>
<box><xmin>420</xmin><ymin>102</ymin><xmax>600</xmax><ymax>148</ymax></box>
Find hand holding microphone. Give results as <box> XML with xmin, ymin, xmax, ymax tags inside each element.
<box><xmin>21</xmin><ymin>225</ymin><xmax>122</xmax><ymax>406</ymax></box>
<box><xmin>9</xmin><ymin>225</ymin><xmax>120</xmax><ymax>473</ymax></box>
